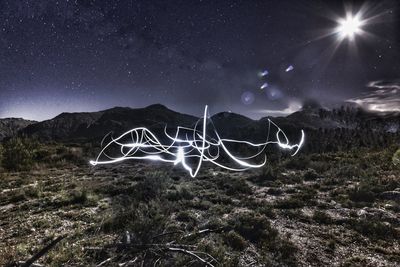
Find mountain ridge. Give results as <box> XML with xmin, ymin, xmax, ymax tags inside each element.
<box><xmin>0</xmin><ymin>104</ymin><xmax>396</xmax><ymax>149</ymax></box>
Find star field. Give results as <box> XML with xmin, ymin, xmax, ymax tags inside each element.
<box><xmin>0</xmin><ymin>0</ymin><xmax>399</xmax><ymax>120</ymax></box>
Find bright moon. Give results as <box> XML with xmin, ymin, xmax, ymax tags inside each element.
<box><xmin>336</xmin><ymin>14</ymin><xmax>363</xmax><ymax>39</ymax></box>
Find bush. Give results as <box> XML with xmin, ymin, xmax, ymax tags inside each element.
<box><xmin>69</xmin><ymin>189</ymin><xmax>88</xmax><ymax>204</ymax></box>
<box><xmin>313</xmin><ymin>210</ymin><xmax>332</xmax><ymax>224</ymax></box>
<box><xmin>275</xmin><ymin>197</ymin><xmax>305</xmax><ymax>209</ymax></box>
<box><xmin>216</xmin><ymin>176</ymin><xmax>252</xmax><ymax>196</ymax></box>
<box><xmin>2</xmin><ymin>138</ymin><xmax>36</xmax><ymax>171</ymax></box>
<box><xmin>0</xmin><ymin>144</ymin><xmax>3</xmax><ymax>167</ymax></box>
<box><xmin>348</xmin><ymin>219</ymin><xmax>398</xmax><ymax>240</ymax></box>
<box><xmin>284</xmin><ymin>156</ymin><xmax>310</xmax><ymax>170</ymax></box>
<box><xmin>176</xmin><ymin>211</ymin><xmax>196</xmax><ymax>223</ymax></box>
<box><xmin>261</xmin><ymin>164</ymin><xmax>278</xmax><ymax>181</ymax></box>
<box><xmin>326</xmin><ymin>239</ymin><xmax>336</xmax><ymax>252</ymax></box>
<box><xmin>348</xmin><ymin>186</ymin><xmax>375</xmax><ymax>203</ymax></box>
<box><xmin>134</xmin><ymin>173</ymin><xmax>166</xmax><ymax>201</ymax></box>
<box><xmin>303</xmin><ymin>169</ymin><xmax>318</xmax><ymax>181</ymax></box>
<box><xmin>231</xmin><ymin>212</ymin><xmax>277</xmax><ymax>244</ymax></box>
<box><xmin>393</xmin><ymin>148</ymin><xmax>400</xmax><ymax>167</ymax></box>
<box><xmin>224</xmin><ymin>230</ymin><xmax>247</xmax><ymax>250</ymax></box>
<box><xmin>102</xmin><ymin>200</ymin><xmax>169</xmax><ymax>244</ymax></box>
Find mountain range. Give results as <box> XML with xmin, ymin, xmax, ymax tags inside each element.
<box><xmin>0</xmin><ymin>104</ymin><xmax>399</xmax><ymax>151</ymax></box>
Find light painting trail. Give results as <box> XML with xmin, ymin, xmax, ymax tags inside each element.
<box><xmin>90</xmin><ymin>106</ymin><xmax>305</xmax><ymax>177</ymax></box>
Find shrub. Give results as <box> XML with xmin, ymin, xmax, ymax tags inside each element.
<box><xmin>284</xmin><ymin>156</ymin><xmax>310</xmax><ymax>170</ymax></box>
<box><xmin>102</xmin><ymin>200</ymin><xmax>169</xmax><ymax>244</ymax></box>
<box><xmin>326</xmin><ymin>239</ymin><xmax>336</xmax><ymax>252</ymax></box>
<box><xmin>69</xmin><ymin>189</ymin><xmax>88</xmax><ymax>204</ymax></box>
<box><xmin>262</xmin><ymin>164</ymin><xmax>278</xmax><ymax>181</ymax></box>
<box><xmin>2</xmin><ymin>138</ymin><xmax>36</xmax><ymax>171</ymax></box>
<box><xmin>224</xmin><ymin>230</ymin><xmax>247</xmax><ymax>250</ymax></box>
<box><xmin>312</xmin><ymin>210</ymin><xmax>332</xmax><ymax>224</ymax></box>
<box><xmin>348</xmin><ymin>218</ymin><xmax>399</xmax><ymax>240</ymax></box>
<box><xmin>393</xmin><ymin>148</ymin><xmax>400</xmax><ymax>167</ymax></box>
<box><xmin>176</xmin><ymin>211</ymin><xmax>196</xmax><ymax>223</ymax></box>
<box><xmin>333</xmin><ymin>164</ymin><xmax>363</xmax><ymax>179</ymax></box>
<box><xmin>275</xmin><ymin>197</ymin><xmax>305</xmax><ymax>209</ymax></box>
<box><xmin>216</xmin><ymin>176</ymin><xmax>252</xmax><ymax>196</ymax></box>
<box><xmin>348</xmin><ymin>186</ymin><xmax>375</xmax><ymax>203</ymax></box>
<box><xmin>303</xmin><ymin>169</ymin><xmax>318</xmax><ymax>181</ymax></box>
<box><xmin>0</xmin><ymin>144</ymin><xmax>3</xmax><ymax>167</ymax></box>
<box><xmin>134</xmin><ymin>173</ymin><xmax>166</xmax><ymax>201</ymax></box>
<box><xmin>231</xmin><ymin>212</ymin><xmax>277</xmax><ymax>244</ymax></box>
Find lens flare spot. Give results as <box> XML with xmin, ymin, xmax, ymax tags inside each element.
<box><xmin>241</xmin><ymin>91</ymin><xmax>255</xmax><ymax>105</ymax></box>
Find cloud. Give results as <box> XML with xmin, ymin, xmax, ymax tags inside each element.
<box><xmin>347</xmin><ymin>80</ymin><xmax>400</xmax><ymax>113</ymax></box>
<box><xmin>255</xmin><ymin>101</ymin><xmax>303</xmax><ymax>117</ymax></box>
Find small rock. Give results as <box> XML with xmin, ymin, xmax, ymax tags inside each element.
<box><xmin>384</xmin><ymin>203</ymin><xmax>394</xmax><ymax>209</ymax></box>
<box><xmin>357</xmin><ymin>209</ymin><xmax>367</xmax><ymax>218</ymax></box>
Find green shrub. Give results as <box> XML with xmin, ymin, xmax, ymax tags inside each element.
<box><xmin>216</xmin><ymin>176</ymin><xmax>252</xmax><ymax>196</ymax></box>
<box><xmin>134</xmin><ymin>173</ymin><xmax>166</xmax><ymax>201</ymax></box>
<box><xmin>2</xmin><ymin>138</ymin><xmax>36</xmax><ymax>171</ymax></box>
<box><xmin>348</xmin><ymin>186</ymin><xmax>375</xmax><ymax>203</ymax></box>
<box><xmin>275</xmin><ymin>196</ymin><xmax>305</xmax><ymax>209</ymax></box>
<box><xmin>393</xmin><ymin>148</ymin><xmax>400</xmax><ymax>167</ymax></box>
<box><xmin>0</xmin><ymin>144</ymin><xmax>3</xmax><ymax>167</ymax></box>
<box><xmin>303</xmin><ymin>169</ymin><xmax>318</xmax><ymax>181</ymax></box>
<box><xmin>261</xmin><ymin>164</ymin><xmax>278</xmax><ymax>181</ymax></box>
<box><xmin>312</xmin><ymin>210</ymin><xmax>332</xmax><ymax>224</ymax></box>
<box><xmin>333</xmin><ymin>164</ymin><xmax>364</xmax><ymax>179</ymax></box>
<box><xmin>69</xmin><ymin>189</ymin><xmax>88</xmax><ymax>204</ymax></box>
<box><xmin>348</xmin><ymin>218</ymin><xmax>399</xmax><ymax>240</ymax></box>
<box><xmin>102</xmin><ymin>200</ymin><xmax>169</xmax><ymax>243</ymax></box>
<box><xmin>284</xmin><ymin>156</ymin><xmax>310</xmax><ymax>170</ymax></box>
<box><xmin>326</xmin><ymin>239</ymin><xmax>336</xmax><ymax>252</ymax></box>
<box><xmin>231</xmin><ymin>212</ymin><xmax>277</xmax><ymax>244</ymax></box>
<box><xmin>224</xmin><ymin>230</ymin><xmax>247</xmax><ymax>250</ymax></box>
<box><xmin>176</xmin><ymin>211</ymin><xmax>196</xmax><ymax>223</ymax></box>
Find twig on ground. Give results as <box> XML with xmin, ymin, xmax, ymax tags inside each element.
<box><xmin>21</xmin><ymin>235</ymin><xmax>66</xmax><ymax>267</ymax></box>
<box><xmin>167</xmin><ymin>247</ymin><xmax>216</xmax><ymax>267</ymax></box>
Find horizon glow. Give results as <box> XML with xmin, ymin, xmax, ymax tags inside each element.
<box><xmin>90</xmin><ymin>105</ymin><xmax>305</xmax><ymax>177</ymax></box>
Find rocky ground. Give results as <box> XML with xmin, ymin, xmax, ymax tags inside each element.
<box><xmin>0</xmin><ymin>148</ymin><xmax>399</xmax><ymax>266</ymax></box>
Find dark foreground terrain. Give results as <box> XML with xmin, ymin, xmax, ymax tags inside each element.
<box><xmin>0</xmin><ymin>143</ymin><xmax>399</xmax><ymax>266</ymax></box>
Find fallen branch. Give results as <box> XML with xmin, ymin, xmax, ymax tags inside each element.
<box><xmin>180</xmin><ymin>227</ymin><xmax>228</xmax><ymax>240</ymax></box>
<box><xmin>21</xmin><ymin>235</ymin><xmax>66</xmax><ymax>267</ymax></box>
<box><xmin>151</xmin><ymin>230</ymin><xmax>185</xmax><ymax>241</ymax></box>
<box><xmin>167</xmin><ymin>247</ymin><xmax>216</xmax><ymax>267</ymax></box>
<box><xmin>96</xmin><ymin>257</ymin><xmax>114</xmax><ymax>267</ymax></box>
<box><xmin>118</xmin><ymin>257</ymin><xmax>138</xmax><ymax>266</ymax></box>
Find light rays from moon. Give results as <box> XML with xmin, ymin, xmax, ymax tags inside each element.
<box><xmin>335</xmin><ymin>13</ymin><xmax>364</xmax><ymax>40</ymax></box>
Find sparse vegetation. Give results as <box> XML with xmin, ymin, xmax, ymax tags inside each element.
<box><xmin>1</xmin><ymin>145</ymin><xmax>399</xmax><ymax>266</ymax></box>
<box><xmin>2</xmin><ymin>137</ymin><xmax>36</xmax><ymax>171</ymax></box>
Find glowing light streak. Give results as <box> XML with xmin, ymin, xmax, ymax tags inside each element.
<box><xmin>260</xmin><ymin>82</ymin><xmax>269</xmax><ymax>90</ymax></box>
<box><xmin>259</xmin><ymin>70</ymin><xmax>269</xmax><ymax>77</ymax></box>
<box><xmin>285</xmin><ymin>65</ymin><xmax>294</xmax><ymax>72</ymax></box>
<box><xmin>90</xmin><ymin>106</ymin><xmax>304</xmax><ymax>177</ymax></box>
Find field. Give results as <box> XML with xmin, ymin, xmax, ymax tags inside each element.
<box><xmin>0</xmin><ymin>143</ymin><xmax>400</xmax><ymax>266</ymax></box>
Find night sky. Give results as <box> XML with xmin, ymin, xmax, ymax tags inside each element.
<box><xmin>0</xmin><ymin>0</ymin><xmax>399</xmax><ymax>121</ymax></box>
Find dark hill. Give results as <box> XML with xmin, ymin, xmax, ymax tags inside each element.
<box><xmin>0</xmin><ymin>118</ymin><xmax>36</xmax><ymax>141</ymax></box>
<box><xmin>19</xmin><ymin>105</ymin><xmax>198</xmax><ymax>142</ymax></box>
